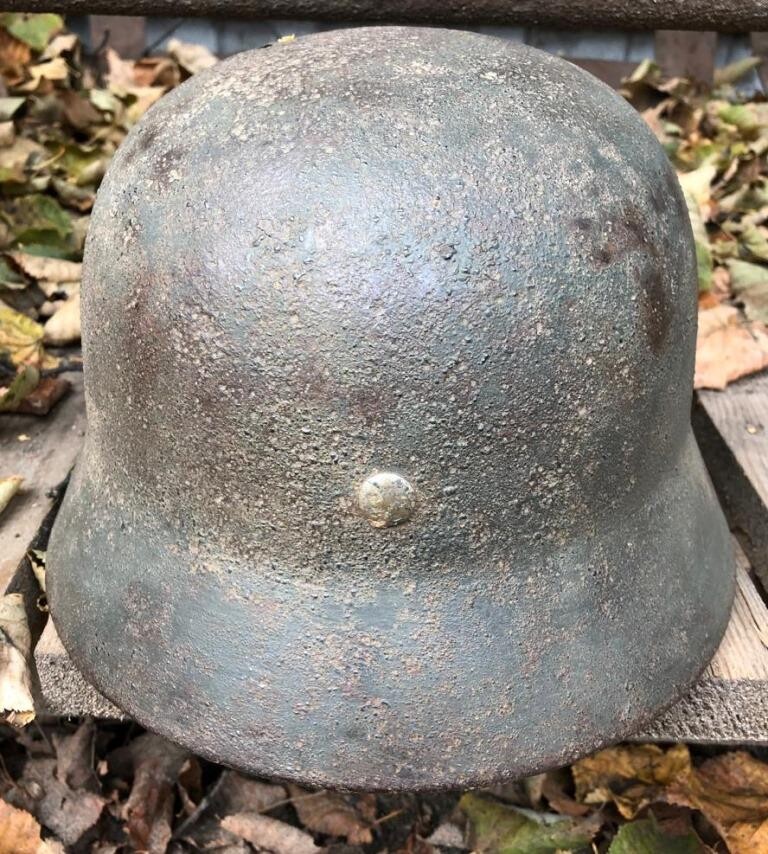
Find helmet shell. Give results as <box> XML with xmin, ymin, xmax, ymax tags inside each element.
<box><xmin>48</xmin><ymin>26</ymin><xmax>734</xmax><ymax>790</ymax></box>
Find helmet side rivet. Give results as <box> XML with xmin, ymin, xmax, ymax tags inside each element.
<box><xmin>357</xmin><ymin>472</ymin><xmax>415</xmax><ymax>528</ymax></box>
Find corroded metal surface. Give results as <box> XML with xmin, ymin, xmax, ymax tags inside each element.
<box><xmin>48</xmin><ymin>27</ymin><xmax>735</xmax><ymax>791</ymax></box>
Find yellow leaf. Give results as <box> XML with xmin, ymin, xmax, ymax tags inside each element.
<box><xmin>0</xmin><ymin>474</ymin><xmax>22</xmax><ymax>516</ymax></box>
<box><xmin>574</xmin><ymin>744</ymin><xmax>692</xmax><ymax>799</ymax></box>
<box><xmin>0</xmin><ymin>304</ymin><xmax>44</xmax><ymax>365</ymax></box>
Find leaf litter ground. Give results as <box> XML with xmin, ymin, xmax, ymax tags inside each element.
<box><xmin>0</xmin><ymin>13</ymin><xmax>768</xmax><ymax>854</ymax></box>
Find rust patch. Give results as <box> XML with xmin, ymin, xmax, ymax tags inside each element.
<box><xmin>639</xmin><ymin>264</ymin><xmax>671</xmax><ymax>356</ymax></box>
<box><xmin>571</xmin><ymin>208</ymin><xmax>669</xmax><ymax>354</ymax></box>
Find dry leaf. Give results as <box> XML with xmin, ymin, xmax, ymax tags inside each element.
<box><xmin>22</xmin><ymin>57</ymin><xmax>69</xmax><ymax>91</ymax></box>
<box><xmin>7</xmin><ymin>251</ymin><xmax>81</xmax><ymax>282</ymax></box>
<box><xmin>167</xmin><ymin>37</ymin><xmax>218</xmax><ymax>75</ymax></box>
<box><xmin>212</xmin><ymin>771</ymin><xmax>286</xmax><ymax>814</ymax></box>
<box><xmin>573</xmin><ymin>745</ymin><xmax>768</xmax><ymax>854</ymax></box>
<box><xmin>54</xmin><ymin>719</ymin><xmax>96</xmax><ymax>790</ymax></box>
<box><xmin>288</xmin><ymin>783</ymin><xmax>374</xmax><ymax>845</ymax></box>
<box><xmin>43</xmin><ymin>291</ymin><xmax>80</xmax><ymax>344</ymax></box>
<box><xmin>41</xmin><ymin>32</ymin><xmax>78</xmax><ymax>60</ymax></box>
<box><xmin>115</xmin><ymin>733</ymin><xmax>190</xmax><ymax>854</ymax></box>
<box><xmin>0</xmin><ymin>304</ymin><xmax>45</xmax><ymax>365</ymax></box>
<box><xmin>6</xmin><ymin>754</ymin><xmax>105</xmax><ymax>846</ymax></box>
<box><xmin>104</xmin><ymin>46</ymin><xmax>135</xmax><ymax>88</ymax></box>
<box><xmin>0</xmin><ymin>27</ymin><xmax>31</xmax><ymax>82</ymax></box>
<box><xmin>670</xmin><ymin>750</ymin><xmax>768</xmax><ymax>852</ymax></box>
<box><xmin>0</xmin><ymin>592</ymin><xmax>35</xmax><ymax>726</ymax></box>
<box><xmin>695</xmin><ymin>304</ymin><xmax>768</xmax><ymax>389</ymax></box>
<box><xmin>0</xmin><ymin>801</ymin><xmax>46</xmax><ymax>854</ymax></box>
<box><xmin>0</xmin><ymin>474</ymin><xmax>23</xmax><ymax>516</ymax></box>
<box><xmin>222</xmin><ymin>812</ymin><xmax>321</xmax><ymax>854</ymax></box>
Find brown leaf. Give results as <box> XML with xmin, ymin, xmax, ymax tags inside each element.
<box><xmin>212</xmin><ymin>771</ymin><xmax>287</xmax><ymax>814</ymax></box>
<box><xmin>0</xmin><ymin>28</ymin><xmax>31</xmax><ymax>84</ymax></box>
<box><xmin>695</xmin><ymin>304</ymin><xmax>768</xmax><ymax>390</ymax></box>
<box><xmin>115</xmin><ymin>733</ymin><xmax>190</xmax><ymax>854</ymax></box>
<box><xmin>132</xmin><ymin>56</ymin><xmax>180</xmax><ymax>88</ymax></box>
<box><xmin>5</xmin><ymin>755</ymin><xmax>105</xmax><ymax>846</ymax></box>
<box><xmin>14</xmin><ymin>376</ymin><xmax>70</xmax><ymax>415</ymax></box>
<box><xmin>104</xmin><ymin>48</ymin><xmax>135</xmax><ymax>88</ymax></box>
<box><xmin>288</xmin><ymin>784</ymin><xmax>374</xmax><ymax>844</ymax></box>
<box><xmin>58</xmin><ymin>89</ymin><xmax>102</xmax><ymax>131</ymax></box>
<box><xmin>668</xmin><ymin>750</ymin><xmax>768</xmax><ymax>850</ymax></box>
<box><xmin>222</xmin><ymin>812</ymin><xmax>321</xmax><ymax>854</ymax></box>
<box><xmin>0</xmin><ymin>800</ymin><xmax>45</xmax><ymax>854</ymax></box>
<box><xmin>53</xmin><ymin>720</ymin><xmax>95</xmax><ymax>791</ymax></box>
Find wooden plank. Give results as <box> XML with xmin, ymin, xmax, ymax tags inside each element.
<box><xmin>89</xmin><ymin>15</ymin><xmax>146</xmax><ymax>58</ymax></box>
<box><xmin>0</xmin><ymin>372</ymin><xmax>85</xmax><ymax>593</ymax></box>
<box><xmin>654</xmin><ymin>30</ymin><xmax>717</xmax><ymax>85</ymax></box>
<box><xmin>694</xmin><ymin>372</ymin><xmax>768</xmax><ymax>591</ymax></box>
<box><xmin>568</xmin><ymin>58</ymin><xmax>637</xmax><ymax>89</ymax></box>
<box><xmin>6</xmin><ymin>1</ymin><xmax>768</xmax><ymax>32</ymax></box>
<box><xmin>751</xmin><ymin>33</ymin><xmax>768</xmax><ymax>90</ymax></box>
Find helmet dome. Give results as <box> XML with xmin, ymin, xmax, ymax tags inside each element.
<box><xmin>48</xmin><ymin>26</ymin><xmax>734</xmax><ymax>790</ymax></box>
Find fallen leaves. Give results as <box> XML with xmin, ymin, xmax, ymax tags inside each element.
<box><xmin>695</xmin><ymin>303</ymin><xmax>768</xmax><ymax>389</ymax></box>
<box><xmin>287</xmin><ymin>783</ymin><xmax>375</xmax><ymax>844</ymax></box>
<box><xmin>622</xmin><ymin>59</ymin><xmax>768</xmax><ymax>389</ymax></box>
<box><xmin>608</xmin><ymin>816</ymin><xmax>705</xmax><ymax>853</ymax></box>
<box><xmin>0</xmin><ymin>14</ymin><xmax>62</xmax><ymax>54</ymax></box>
<box><xmin>572</xmin><ymin>743</ymin><xmax>768</xmax><ymax>854</ymax></box>
<box><xmin>0</xmin><ymin>592</ymin><xmax>35</xmax><ymax>726</ymax></box>
<box><xmin>0</xmin><ymin>305</ymin><xmax>46</xmax><ymax>366</ymax></box>
<box><xmin>0</xmin><ymin>474</ymin><xmax>22</xmax><ymax>516</ymax></box>
<box><xmin>460</xmin><ymin>791</ymin><xmax>600</xmax><ymax>853</ymax></box>
<box><xmin>0</xmin><ymin>800</ymin><xmax>49</xmax><ymax>854</ymax></box>
<box><xmin>42</xmin><ymin>290</ymin><xmax>79</xmax><ymax>345</ymax></box>
<box><xmin>111</xmin><ymin>733</ymin><xmax>190</xmax><ymax>854</ymax></box>
<box><xmin>223</xmin><ymin>812</ymin><xmax>322</xmax><ymax>854</ymax></box>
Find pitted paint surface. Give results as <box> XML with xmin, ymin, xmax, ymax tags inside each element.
<box><xmin>47</xmin><ymin>27</ymin><xmax>734</xmax><ymax>790</ymax></box>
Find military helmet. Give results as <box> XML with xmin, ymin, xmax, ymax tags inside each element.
<box><xmin>48</xmin><ymin>26</ymin><xmax>735</xmax><ymax>791</ymax></box>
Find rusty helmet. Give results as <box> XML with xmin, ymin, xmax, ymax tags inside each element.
<box><xmin>48</xmin><ymin>26</ymin><xmax>734</xmax><ymax>790</ymax></box>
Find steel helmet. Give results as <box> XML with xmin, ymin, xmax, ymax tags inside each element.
<box><xmin>48</xmin><ymin>26</ymin><xmax>734</xmax><ymax>790</ymax></box>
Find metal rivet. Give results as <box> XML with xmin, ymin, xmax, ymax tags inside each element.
<box><xmin>357</xmin><ymin>472</ymin><xmax>415</xmax><ymax>528</ymax></box>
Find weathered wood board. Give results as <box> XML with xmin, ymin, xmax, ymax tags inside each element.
<box><xmin>695</xmin><ymin>372</ymin><xmax>768</xmax><ymax>590</ymax></box>
<box><xmin>0</xmin><ymin>372</ymin><xmax>85</xmax><ymax>593</ymax></box>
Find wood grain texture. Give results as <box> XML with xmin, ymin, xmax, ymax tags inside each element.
<box><xmin>654</xmin><ymin>31</ymin><xmax>717</xmax><ymax>85</ymax></box>
<box><xmin>89</xmin><ymin>15</ymin><xmax>146</xmax><ymax>58</ymax></box>
<box><xmin>4</xmin><ymin>0</ymin><xmax>768</xmax><ymax>31</ymax></box>
<box><xmin>0</xmin><ymin>372</ymin><xmax>85</xmax><ymax>592</ymax></box>
<box><xmin>568</xmin><ymin>58</ymin><xmax>637</xmax><ymax>89</ymax></box>
<box><xmin>695</xmin><ymin>372</ymin><xmax>768</xmax><ymax>590</ymax></box>
<box><xmin>750</xmin><ymin>33</ymin><xmax>768</xmax><ymax>90</ymax></box>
